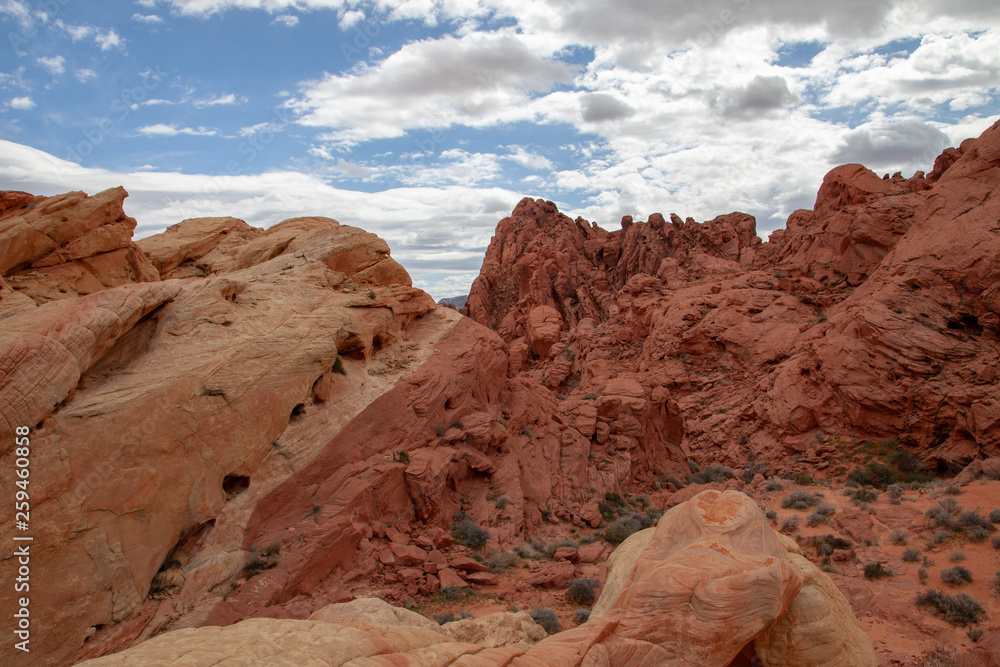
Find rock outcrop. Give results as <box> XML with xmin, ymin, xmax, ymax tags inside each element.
<box><xmin>465</xmin><ymin>119</ymin><xmax>1000</xmax><ymax>470</ymax></box>
<box><xmin>77</xmin><ymin>491</ymin><xmax>875</xmax><ymax>666</ymax></box>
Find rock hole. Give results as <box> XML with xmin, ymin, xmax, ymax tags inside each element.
<box><xmin>290</xmin><ymin>403</ymin><xmax>306</xmax><ymax>421</ymax></box>
<box><xmin>223</xmin><ymin>475</ymin><xmax>250</xmax><ymax>500</ymax></box>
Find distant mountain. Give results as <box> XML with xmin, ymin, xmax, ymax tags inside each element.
<box><xmin>437</xmin><ymin>294</ymin><xmax>468</xmax><ymax>309</ymax></box>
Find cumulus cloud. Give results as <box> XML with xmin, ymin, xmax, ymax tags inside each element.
<box><xmin>95</xmin><ymin>29</ymin><xmax>125</xmax><ymax>51</ymax></box>
<box><xmin>505</xmin><ymin>146</ymin><xmax>553</xmax><ymax>170</ymax></box>
<box><xmin>75</xmin><ymin>68</ymin><xmax>98</xmax><ymax>82</ymax></box>
<box><xmin>580</xmin><ymin>93</ymin><xmax>635</xmax><ymax>122</ymax></box>
<box><xmin>7</xmin><ymin>96</ymin><xmax>34</xmax><ymax>109</ymax></box>
<box><xmin>272</xmin><ymin>14</ymin><xmax>299</xmax><ymax>26</ymax></box>
<box><xmin>708</xmin><ymin>75</ymin><xmax>798</xmax><ymax>117</ymax></box>
<box><xmin>132</xmin><ymin>13</ymin><xmax>165</xmax><ymax>24</ymax></box>
<box><xmin>37</xmin><ymin>55</ymin><xmax>65</xmax><ymax>75</ymax></box>
<box><xmin>288</xmin><ymin>31</ymin><xmax>575</xmax><ymax>144</ymax></box>
<box><xmin>830</xmin><ymin>119</ymin><xmax>952</xmax><ymax>170</ymax></box>
<box><xmin>0</xmin><ymin>138</ymin><xmax>522</xmax><ymax>299</ymax></box>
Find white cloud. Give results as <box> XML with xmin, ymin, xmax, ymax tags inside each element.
<box><xmin>56</xmin><ymin>21</ymin><xmax>96</xmax><ymax>41</ymax></box>
<box><xmin>75</xmin><ymin>68</ymin><xmax>98</xmax><ymax>82</ymax></box>
<box><xmin>0</xmin><ymin>0</ymin><xmax>31</xmax><ymax>29</ymax></box>
<box><xmin>0</xmin><ymin>138</ymin><xmax>522</xmax><ymax>299</ymax></box>
<box><xmin>338</xmin><ymin>9</ymin><xmax>363</xmax><ymax>29</ymax></box>
<box><xmin>194</xmin><ymin>93</ymin><xmax>246</xmax><ymax>108</ymax></box>
<box><xmin>132</xmin><ymin>13</ymin><xmax>165</xmax><ymax>24</ymax></box>
<box><xmin>289</xmin><ymin>30</ymin><xmax>575</xmax><ymax>144</ymax></box>
<box><xmin>136</xmin><ymin>123</ymin><xmax>218</xmax><ymax>136</ymax></box>
<box><xmin>272</xmin><ymin>13</ymin><xmax>298</xmax><ymax>26</ymax></box>
<box><xmin>8</xmin><ymin>96</ymin><xmax>34</xmax><ymax>110</ymax></box>
<box><xmin>505</xmin><ymin>146</ymin><xmax>553</xmax><ymax>170</ymax></box>
<box><xmin>95</xmin><ymin>28</ymin><xmax>125</xmax><ymax>51</ymax></box>
<box><xmin>37</xmin><ymin>55</ymin><xmax>65</xmax><ymax>75</ymax></box>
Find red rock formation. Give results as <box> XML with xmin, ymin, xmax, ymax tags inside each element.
<box><xmin>465</xmin><ymin>118</ymin><xmax>1000</xmax><ymax>471</ymax></box>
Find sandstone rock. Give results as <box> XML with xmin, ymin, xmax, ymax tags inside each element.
<box><xmin>464</xmin><ymin>572</ymin><xmax>499</xmax><ymax>586</ymax></box>
<box><xmin>439</xmin><ymin>611</ymin><xmax>547</xmax><ymax>649</ymax></box>
<box><xmin>308</xmin><ymin>597</ymin><xmax>439</xmax><ymax>631</ymax></box>
<box><xmin>525</xmin><ymin>560</ymin><xmax>576</xmax><ymax>589</ymax></box>
<box><xmin>552</xmin><ymin>546</ymin><xmax>579</xmax><ymax>562</ymax></box>
<box><xmin>449</xmin><ymin>555</ymin><xmax>488</xmax><ymax>573</ymax></box>
<box><xmin>437</xmin><ymin>567</ymin><xmax>467</xmax><ymax>589</ymax></box>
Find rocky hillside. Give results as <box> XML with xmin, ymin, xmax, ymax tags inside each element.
<box><xmin>465</xmin><ymin>119</ymin><xmax>1000</xmax><ymax>473</ymax></box>
<box><xmin>1</xmin><ymin>119</ymin><xmax>998</xmax><ymax>666</ymax></box>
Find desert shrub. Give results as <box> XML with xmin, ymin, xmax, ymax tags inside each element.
<box><xmin>889</xmin><ymin>529</ymin><xmax>908</xmax><ymax>545</ymax></box>
<box><xmin>916</xmin><ymin>589</ymin><xmax>984</xmax><ymax>626</ymax></box>
<box><xmin>933</xmin><ymin>530</ymin><xmax>951</xmax><ymax>544</ymax></box>
<box><xmin>889</xmin><ymin>449</ymin><xmax>921</xmax><ymax>473</ymax></box>
<box><xmin>529</xmin><ymin>608</ymin><xmax>560</xmax><ymax>635</ymax></box>
<box><xmin>886</xmin><ymin>483</ymin><xmax>905</xmax><ymax>500</ymax></box>
<box><xmin>847</xmin><ymin>487</ymin><xmax>879</xmax><ymax>504</ymax></box>
<box><xmin>687</xmin><ymin>464</ymin><xmax>734</xmax><ymax>485</ymax></box>
<box><xmin>864</xmin><ymin>562</ymin><xmax>892</xmax><ymax>580</ymax></box>
<box><xmin>918</xmin><ymin>644</ymin><xmax>960</xmax><ymax>666</ymax></box>
<box><xmin>782</xmin><ymin>491</ymin><xmax>823</xmax><ymax>510</ymax></box>
<box><xmin>575</xmin><ymin>609</ymin><xmax>591</xmax><ymax>624</ymax></box>
<box><xmin>688</xmin><ymin>460</ymin><xmax>700</xmax><ymax>473</ymax></box>
<box><xmin>602</xmin><ymin>513</ymin><xmax>651</xmax><ymax>545</ymax></box>
<box><xmin>780</xmin><ymin>517</ymin><xmax>799</xmax><ymax>533</ymax></box>
<box><xmin>969</xmin><ymin>627</ymin><xmax>985</xmax><ymax>643</ymax></box>
<box><xmin>807</xmin><ymin>503</ymin><xmax>836</xmax><ymax>526</ymax></box>
<box><xmin>848</xmin><ymin>463</ymin><xmax>899</xmax><ymax>489</ymax></box>
<box><xmin>941</xmin><ymin>566</ymin><xmax>973</xmax><ymax>586</ymax></box>
<box><xmin>939</xmin><ymin>496</ymin><xmax>961</xmax><ymax>513</ymax></box>
<box><xmin>925</xmin><ymin>506</ymin><xmax>955</xmax><ymax>529</ymax></box>
<box><xmin>434</xmin><ymin>613</ymin><xmax>455</xmax><ymax>625</ymax></box>
<box><xmin>992</xmin><ymin>571</ymin><xmax>1000</xmax><ymax>597</ymax></box>
<box><xmin>943</xmin><ymin>485</ymin><xmax>962</xmax><ymax>495</ymax></box>
<box><xmin>495</xmin><ymin>495</ymin><xmax>509</xmax><ymax>510</ymax></box>
<box><xmin>604</xmin><ymin>492</ymin><xmax>626</xmax><ymax>508</ymax></box>
<box><xmin>515</xmin><ymin>541</ymin><xmax>543</xmax><ymax>559</ymax></box>
<box><xmin>793</xmin><ymin>472</ymin><xmax>815</xmax><ymax>486</ymax></box>
<box><xmin>969</xmin><ymin>526</ymin><xmax>991</xmax><ymax>543</ymax></box>
<box><xmin>811</xmin><ymin>534</ymin><xmax>853</xmax><ymax>557</ymax></box>
<box><xmin>393</xmin><ymin>450</ymin><xmax>410</xmax><ymax>464</ymax></box>
<box><xmin>487</xmin><ymin>550</ymin><xmax>518</xmax><ymax>573</ymax></box>
<box><xmin>542</xmin><ymin>538</ymin><xmax>579</xmax><ymax>558</ymax></box>
<box><xmin>657</xmin><ymin>474</ymin><xmax>684</xmax><ymax>490</ymax></box>
<box><xmin>566</xmin><ymin>578</ymin><xmax>598</xmax><ymax>606</ymax></box>
<box><xmin>958</xmin><ymin>511</ymin><xmax>994</xmax><ymax>531</ymax></box>
<box><xmin>902</xmin><ymin>548</ymin><xmax>921</xmax><ymax>562</ymax></box>
<box><xmin>989</xmin><ymin>509</ymin><xmax>1000</xmax><ymax>523</ymax></box>
<box><xmin>764</xmin><ymin>478</ymin><xmax>784</xmax><ymax>492</ymax></box>
<box><xmin>992</xmin><ymin>535</ymin><xmax>1000</xmax><ymax>550</ymax></box>
<box><xmin>918</xmin><ymin>566</ymin><xmax>929</xmax><ymax>583</ymax></box>
<box><xmin>949</xmin><ymin>551</ymin><xmax>967</xmax><ymax>562</ymax></box>
<box><xmin>764</xmin><ymin>509</ymin><xmax>777</xmax><ymax>521</ymax></box>
<box><xmin>451</xmin><ymin>513</ymin><xmax>490</xmax><ymax>550</ymax></box>
<box><xmin>262</xmin><ymin>540</ymin><xmax>281</xmax><ymax>557</ymax></box>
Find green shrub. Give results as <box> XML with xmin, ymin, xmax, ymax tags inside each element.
<box><xmin>602</xmin><ymin>514</ymin><xmax>647</xmax><ymax>545</ymax></box>
<box><xmin>764</xmin><ymin>478</ymin><xmax>784</xmax><ymax>492</ymax></box>
<box><xmin>780</xmin><ymin>517</ymin><xmax>799</xmax><ymax>533</ymax></box>
<box><xmin>864</xmin><ymin>562</ymin><xmax>892</xmax><ymax>580</ymax></box>
<box><xmin>687</xmin><ymin>464</ymin><xmax>734</xmax><ymax>485</ymax></box>
<box><xmin>959</xmin><ymin>511</ymin><xmax>994</xmax><ymax>531</ymax></box>
<box><xmin>949</xmin><ymin>551</ymin><xmax>967</xmax><ymax>562</ymax></box>
<box><xmin>487</xmin><ymin>550</ymin><xmax>518</xmax><ymax>573</ymax></box>
<box><xmin>566</xmin><ymin>578</ymin><xmax>598</xmax><ymax>606</ymax></box>
<box><xmin>782</xmin><ymin>491</ymin><xmax>822</xmax><ymax>510</ymax></box>
<box><xmin>889</xmin><ymin>529</ymin><xmax>908</xmax><ymax>545</ymax></box>
<box><xmin>989</xmin><ymin>509</ymin><xmax>1000</xmax><ymax>524</ymax></box>
<box><xmin>916</xmin><ymin>589</ymin><xmax>984</xmax><ymax>626</ymax></box>
<box><xmin>902</xmin><ymin>548</ymin><xmax>921</xmax><ymax>562</ymax></box>
<box><xmin>847</xmin><ymin>487</ymin><xmax>879</xmax><ymax>504</ymax></box>
<box><xmin>529</xmin><ymin>607</ymin><xmax>560</xmax><ymax>635</ymax></box>
<box><xmin>451</xmin><ymin>513</ymin><xmax>490</xmax><ymax>550</ymax></box>
<box><xmin>848</xmin><ymin>463</ymin><xmax>899</xmax><ymax>489</ymax></box>
<box><xmin>992</xmin><ymin>535</ymin><xmax>1000</xmax><ymax>550</ymax></box>
<box><xmin>393</xmin><ymin>450</ymin><xmax>410</xmax><ymax>464</ymax></box>
<box><xmin>969</xmin><ymin>526</ymin><xmax>991</xmax><ymax>543</ymax></box>
<box><xmin>941</xmin><ymin>566</ymin><xmax>973</xmax><ymax>586</ymax></box>
<box><xmin>575</xmin><ymin>609</ymin><xmax>591</xmax><ymax>624</ymax></box>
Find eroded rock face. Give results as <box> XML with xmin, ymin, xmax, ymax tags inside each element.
<box><xmin>76</xmin><ymin>491</ymin><xmax>874</xmax><ymax>667</ymax></box>
<box><xmin>464</xmin><ymin>119</ymin><xmax>1000</xmax><ymax>470</ymax></box>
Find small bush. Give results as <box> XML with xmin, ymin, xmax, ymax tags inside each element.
<box><xmin>602</xmin><ymin>514</ymin><xmax>648</xmax><ymax>545</ymax></box>
<box><xmin>807</xmin><ymin>503</ymin><xmax>836</xmax><ymax>526</ymax></box>
<box><xmin>916</xmin><ymin>589</ymin><xmax>984</xmax><ymax>626</ymax></box>
<box><xmin>902</xmin><ymin>548</ymin><xmax>921</xmax><ymax>562</ymax></box>
<box><xmin>925</xmin><ymin>505</ymin><xmax>953</xmax><ymax>528</ymax></box>
<box><xmin>451</xmin><ymin>513</ymin><xmax>490</xmax><ymax>550</ymax></box>
<box><xmin>943</xmin><ymin>485</ymin><xmax>962</xmax><ymax>495</ymax></box>
<box><xmin>848</xmin><ymin>487</ymin><xmax>879</xmax><ymax>504</ymax></box>
<box><xmin>764</xmin><ymin>509</ymin><xmax>777</xmax><ymax>521</ymax></box>
<box><xmin>393</xmin><ymin>450</ymin><xmax>410</xmax><ymax>464</ymax></box>
<box><xmin>941</xmin><ymin>566</ymin><xmax>973</xmax><ymax>586</ymax></box>
<box><xmin>434</xmin><ymin>613</ymin><xmax>456</xmax><ymax>625</ymax></box>
<box><xmin>529</xmin><ymin>607</ymin><xmax>560</xmax><ymax>635</ymax></box>
<box><xmin>886</xmin><ymin>483</ymin><xmax>904</xmax><ymax>499</ymax></box>
<box><xmin>811</xmin><ymin>534</ymin><xmax>853</xmax><ymax>557</ymax></box>
<box><xmin>889</xmin><ymin>529</ymin><xmax>908</xmax><ymax>545</ymax></box>
<box><xmin>495</xmin><ymin>495</ymin><xmax>509</xmax><ymax>510</ymax></box>
<box><xmin>782</xmin><ymin>491</ymin><xmax>822</xmax><ymax>510</ymax></box>
<box><xmin>989</xmin><ymin>509</ymin><xmax>1000</xmax><ymax>524</ymax></box>
<box><xmin>604</xmin><ymin>492</ymin><xmax>626</xmax><ymax>508</ymax></box>
<box><xmin>918</xmin><ymin>566</ymin><xmax>929</xmax><ymax>583</ymax></box>
<box><xmin>687</xmin><ymin>464</ymin><xmax>734</xmax><ymax>485</ymax></box>
<box><xmin>992</xmin><ymin>535</ymin><xmax>1000</xmax><ymax>550</ymax></box>
<box><xmin>764</xmin><ymin>478</ymin><xmax>784</xmax><ymax>492</ymax></box>
<box><xmin>575</xmin><ymin>609</ymin><xmax>591</xmax><ymax>625</ymax></box>
<box><xmin>958</xmin><ymin>511</ymin><xmax>994</xmax><ymax>531</ymax></box>
<box><xmin>487</xmin><ymin>550</ymin><xmax>518</xmax><ymax>573</ymax></box>
<box><xmin>969</xmin><ymin>526</ymin><xmax>991</xmax><ymax>543</ymax></box>
<box><xmin>793</xmin><ymin>472</ymin><xmax>815</xmax><ymax>486</ymax></box>
<box><xmin>949</xmin><ymin>551</ymin><xmax>967</xmax><ymax>562</ymax></box>
<box><xmin>864</xmin><ymin>561</ymin><xmax>892</xmax><ymax>580</ymax></box>
<box><xmin>566</xmin><ymin>578</ymin><xmax>598</xmax><ymax>606</ymax></box>
<box><xmin>781</xmin><ymin>517</ymin><xmax>799</xmax><ymax>533</ymax></box>
<box><xmin>939</xmin><ymin>497</ymin><xmax>961</xmax><ymax>514</ymax></box>
<box><xmin>848</xmin><ymin>463</ymin><xmax>899</xmax><ymax>489</ymax></box>
<box><xmin>933</xmin><ymin>530</ymin><xmax>951</xmax><ymax>544</ymax></box>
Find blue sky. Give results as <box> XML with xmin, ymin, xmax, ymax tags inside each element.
<box><xmin>1</xmin><ymin>0</ymin><xmax>998</xmax><ymax>299</ymax></box>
